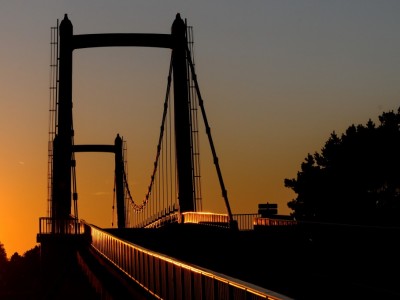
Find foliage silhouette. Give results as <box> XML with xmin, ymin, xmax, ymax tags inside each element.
<box><xmin>0</xmin><ymin>242</ymin><xmax>8</xmax><ymax>292</ymax></box>
<box><xmin>0</xmin><ymin>242</ymin><xmax>7</xmax><ymax>264</ymax></box>
<box><xmin>285</xmin><ymin>107</ymin><xmax>400</xmax><ymax>226</ymax></box>
<box><xmin>0</xmin><ymin>244</ymin><xmax>41</xmax><ymax>298</ymax></box>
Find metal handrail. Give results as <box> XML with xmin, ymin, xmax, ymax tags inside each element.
<box><xmin>83</xmin><ymin>221</ymin><xmax>292</xmax><ymax>300</ymax></box>
<box><xmin>254</xmin><ymin>217</ymin><xmax>297</xmax><ymax>227</ymax></box>
<box><xmin>181</xmin><ymin>211</ymin><xmax>230</xmax><ymax>227</ymax></box>
<box><xmin>233</xmin><ymin>213</ymin><xmax>260</xmax><ymax>230</ymax></box>
<box><xmin>38</xmin><ymin>217</ymin><xmax>84</xmax><ymax>235</ymax></box>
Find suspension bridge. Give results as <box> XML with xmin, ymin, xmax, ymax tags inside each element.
<box><xmin>36</xmin><ymin>14</ymin><xmax>400</xmax><ymax>300</ymax></box>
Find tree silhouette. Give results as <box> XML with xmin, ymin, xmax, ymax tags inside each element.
<box><xmin>285</xmin><ymin>107</ymin><xmax>400</xmax><ymax>226</ymax></box>
<box><xmin>0</xmin><ymin>243</ymin><xmax>41</xmax><ymax>298</ymax></box>
<box><xmin>0</xmin><ymin>241</ymin><xmax>7</xmax><ymax>265</ymax></box>
<box><xmin>0</xmin><ymin>242</ymin><xmax>8</xmax><ymax>293</ymax></box>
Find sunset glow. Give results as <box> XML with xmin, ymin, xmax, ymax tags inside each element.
<box><xmin>1</xmin><ymin>1</ymin><xmax>400</xmax><ymax>257</ymax></box>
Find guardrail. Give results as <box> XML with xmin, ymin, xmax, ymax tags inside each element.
<box><xmin>135</xmin><ymin>212</ymin><xmax>297</xmax><ymax>231</ymax></box>
<box><xmin>181</xmin><ymin>212</ymin><xmax>230</xmax><ymax>227</ymax></box>
<box><xmin>143</xmin><ymin>212</ymin><xmax>236</xmax><ymax>229</ymax></box>
<box><xmin>233</xmin><ymin>213</ymin><xmax>260</xmax><ymax>230</ymax></box>
<box><xmin>254</xmin><ymin>217</ymin><xmax>297</xmax><ymax>227</ymax></box>
<box><xmin>84</xmin><ymin>221</ymin><xmax>292</xmax><ymax>300</ymax></box>
<box><xmin>143</xmin><ymin>212</ymin><xmax>180</xmax><ymax>229</ymax></box>
<box><xmin>38</xmin><ymin>217</ymin><xmax>84</xmax><ymax>235</ymax></box>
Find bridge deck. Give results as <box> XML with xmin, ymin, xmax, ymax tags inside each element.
<box><xmin>77</xmin><ymin>245</ymin><xmax>156</xmax><ymax>299</ymax></box>
<box><xmin>37</xmin><ymin>222</ymin><xmax>400</xmax><ymax>299</ymax></box>
<box><xmin>105</xmin><ymin>223</ymin><xmax>400</xmax><ymax>300</ymax></box>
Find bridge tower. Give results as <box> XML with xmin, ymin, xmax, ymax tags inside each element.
<box><xmin>171</xmin><ymin>15</ymin><xmax>195</xmax><ymax>213</ymax></box>
<box><xmin>37</xmin><ymin>14</ymin><xmax>237</xmax><ymax>298</ymax></box>
<box><xmin>52</xmin><ymin>15</ymin><xmax>73</xmax><ymax>223</ymax></box>
<box><xmin>51</xmin><ymin>14</ymin><xmax>196</xmax><ymax>227</ymax></box>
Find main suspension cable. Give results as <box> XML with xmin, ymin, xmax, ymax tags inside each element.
<box><xmin>123</xmin><ymin>54</ymin><xmax>174</xmax><ymax>212</ymax></box>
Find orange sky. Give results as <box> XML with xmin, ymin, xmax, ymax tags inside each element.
<box><xmin>1</xmin><ymin>1</ymin><xmax>400</xmax><ymax>257</ymax></box>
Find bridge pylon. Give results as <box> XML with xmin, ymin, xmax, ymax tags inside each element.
<box><xmin>49</xmin><ymin>14</ymin><xmax>198</xmax><ymax>228</ymax></box>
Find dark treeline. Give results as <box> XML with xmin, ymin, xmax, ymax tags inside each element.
<box><xmin>285</xmin><ymin>107</ymin><xmax>400</xmax><ymax>226</ymax></box>
<box><xmin>282</xmin><ymin>108</ymin><xmax>400</xmax><ymax>298</ymax></box>
<box><xmin>0</xmin><ymin>242</ymin><xmax>41</xmax><ymax>299</ymax></box>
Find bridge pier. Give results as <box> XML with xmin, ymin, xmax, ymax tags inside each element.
<box><xmin>37</xmin><ymin>233</ymin><xmax>98</xmax><ymax>299</ymax></box>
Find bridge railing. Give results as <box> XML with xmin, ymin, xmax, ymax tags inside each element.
<box><xmin>144</xmin><ymin>212</ymin><xmax>239</xmax><ymax>229</ymax></box>
<box><xmin>38</xmin><ymin>217</ymin><xmax>84</xmax><ymax>235</ymax></box>
<box><xmin>181</xmin><ymin>212</ymin><xmax>230</xmax><ymax>227</ymax></box>
<box><xmin>143</xmin><ymin>212</ymin><xmax>180</xmax><ymax>229</ymax></box>
<box><xmin>254</xmin><ymin>217</ymin><xmax>297</xmax><ymax>227</ymax></box>
<box><xmin>83</xmin><ymin>221</ymin><xmax>291</xmax><ymax>300</ymax></box>
<box><xmin>232</xmin><ymin>213</ymin><xmax>260</xmax><ymax>230</ymax></box>
<box><xmin>135</xmin><ymin>212</ymin><xmax>296</xmax><ymax>231</ymax></box>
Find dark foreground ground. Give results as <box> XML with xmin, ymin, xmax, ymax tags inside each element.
<box><xmin>108</xmin><ymin>223</ymin><xmax>400</xmax><ymax>300</ymax></box>
<box><xmin>2</xmin><ymin>223</ymin><xmax>399</xmax><ymax>299</ymax></box>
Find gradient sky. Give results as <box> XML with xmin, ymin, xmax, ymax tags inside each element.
<box><xmin>1</xmin><ymin>1</ymin><xmax>399</xmax><ymax>257</ymax></box>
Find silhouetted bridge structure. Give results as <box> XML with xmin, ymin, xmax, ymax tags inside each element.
<box><xmin>37</xmin><ymin>14</ymin><xmax>400</xmax><ymax>300</ymax></box>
